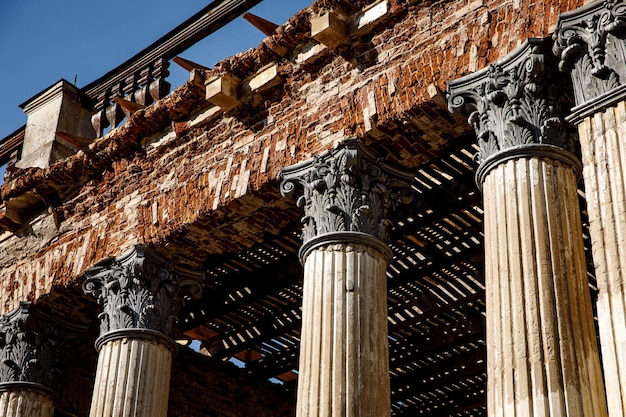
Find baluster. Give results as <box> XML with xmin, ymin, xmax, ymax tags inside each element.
<box><xmin>149</xmin><ymin>58</ymin><xmax>171</xmax><ymax>101</ymax></box>
<box><xmin>121</xmin><ymin>74</ymin><xmax>138</xmax><ymax>119</ymax></box>
<box><xmin>135</xmin><ymin>67</ymin><xmax>151</xmax><ymax>106</ymax></box>
<box><xmin>91</xmin><ymin>92</ymin><xmax>109</xmax><ymax>137</ymax></box>
<box><xmin>105</xmin><ymin>84</ymin><xmax>124</xmax><ymax>130</ymax></box>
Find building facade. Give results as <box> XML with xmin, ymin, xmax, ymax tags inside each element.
<box><xmin>0</xmin><ymin>0</ymin><xmax>625</xmax><ymax>416</ymax></box>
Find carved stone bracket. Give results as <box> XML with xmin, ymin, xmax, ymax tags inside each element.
<box><xmin>0</xmin><ymin>302</ymin><xmax>83</xmax><ymax>396</ymax></box>
<box><xmin>553</xmin><ymin>0</ymin><xmax>626</xmax><ymax>122</ymax></box>
<box><xmin>280</xmin><ymin>138</ymin><xmax>414</xmax><ymax>261</ymax></box>
<box><xmin>447</xmin><ymin>38</ymin><xmax>580</xmax><ymax>185</ymax></box>
<box><xmin>82</xmin><ymin>245</ymin><xmax>203</xmax><ymax>349</ymax></box>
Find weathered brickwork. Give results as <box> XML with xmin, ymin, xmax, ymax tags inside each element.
<box><xmin>0</xmin><ymin>0</ymin><xmax>586</xmax><ymax>313</ymax></box>
<box><xmin>51</xmin><ymin>343</ymin><xmax>294</xmax><ymax>417</ymax></box>
<box><xmin>169</xmin><ymin>348</ymin><xmax>295</xmax><ymax>417</ymax></box>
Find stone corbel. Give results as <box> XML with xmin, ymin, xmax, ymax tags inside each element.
<box><xmin>0</xmin><ymin>190</ymin><xmax>56</xmax><ymax>234</ymax></box>
<box><xmin>205</xmin><ymin>74</ymin><xmax>241</xmax><ymax>111</ymax></box>
<box><xmin>311</xmin><ymin>10</ymin><xmax>349</xmax><ymax>49</ymax></box>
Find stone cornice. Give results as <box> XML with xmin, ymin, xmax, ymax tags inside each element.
<box><xmin>280</xmin><ymin>139</ymin><xmax>414</xmax><ymax>259</ymax></box>
<box><xmin>82</xmin><ymin>245</ymin><xmax>203</xmax><ymax>341</ymax></box>
<box><xmin>20</xmin><ymin>80</ymin><xmax>80</xmax><ymax>115</ymax></box>
<box><xmin>0</xmin><ymin>302</ymin><xmax>83</xmax><ymax>394</ymax></box>
<box><xmin>553</xmin><ymin>0</ymin><xmax>626</xmax><ymax>122</ymax></box>
<box><xmin>447</xmin><ymin>38</ymin><xmax>579</xmax><ymax>184</ymax></box>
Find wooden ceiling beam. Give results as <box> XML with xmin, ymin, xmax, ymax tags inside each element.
<box><xmin>392</xmin><ymin>380</ymin><xmax>486</xmax><ymax>417</ymax></box>
<box><xmin>391</xmin><ymin>347</ymin><xmax>485</xmax><ymax>391</ymax></box>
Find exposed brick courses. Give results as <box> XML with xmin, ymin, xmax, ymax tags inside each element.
<box><xmin>0</xmin><ymin>0</ymin><xmax>586</xmax><ymax>313</ymax></box>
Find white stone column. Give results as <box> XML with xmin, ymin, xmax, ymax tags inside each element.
<box><xmin>0</xmin><ymin>390</ymin><xmax>55</xmax><ymax>417</ymax></box>
<box><xmin>0</xmin><ymin>303</ymin><xmax>72</xmax><ymax>417</ymax></box>
<box><xmin>89</xmin><ymin>333</ymin><xmax>173</xmax><ymax>417</ymax></box>
<box><xmin>449</xmin><ymin>39</ymin><xmax>608</xmax><ymax>416</ymax></box>
<box><xmin>281</xmin><ymin>140</ymin><xmax>413</xmax><ymax>417</ymax></box>
<box><xmin>83</xmin><ymin>245</ymin><xmax>202</xmax><ymax>417</ymax></box>
<box><xmin>553</xmin><ymin>3</ymin><xmax>626</xmax><ymax>415</ymax></box>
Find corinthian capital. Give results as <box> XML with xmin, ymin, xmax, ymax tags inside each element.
<box><xmin>447</xmin><ymin>39</ymin><xmax>579</xmax><ymax>184</ymax></box>
<box><xmin>82</xmin><ymin>245</ymin><xmax>203</xmax><ymax>344</ymax></box>
<box><xmin>280</xmin><ymin>139</ymin><xmax>413</xmax><ymax>255</ymax></box>
<box><xmin>553</xmin><ymin>0</ymin><xmax>626</xmax><ymax>119</ymax></box>
<box><xmin>0</xmin><ymin>302</ymin><xmax>81</xmax><ymax>395</ymax></box>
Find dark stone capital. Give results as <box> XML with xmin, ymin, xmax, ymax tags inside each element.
<box><xmin>280</xmin><ymin>139</ymin><xmax>414</xmax><ymax>260</ymax></box>
<box><xmin>553</xmin><ymin>0</ymin><xmax>626</xmax><ymax>122</ymax></box>
<box><xmin>0</xmin><ymin>302</ymin><xmax>81</xmax><ymax>395</ymax></box>
<box><xmin>82</xmin><ymin>245</ymin><xmax>203</xmax><ymax>346</ymax></box>
<box><xmin>447</xmin><ymin>39</ymin><xmax>579</xmax><ymax>185</ymax></box>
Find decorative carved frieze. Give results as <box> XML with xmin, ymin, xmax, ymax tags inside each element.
<box><xmin>553</xmin><ymin>0</ymin><xmax>626</xmax><ymax>119</ymax></box>
<box><xmin>82</xmin><ymin>245</ymin><xmax>203</xmax><ymax>340</ymax></box>
<box><xmin>280</xmin><ymin>139</ymin><xmax>414</xmax><ymax>251</ymax></box>
<box><xmin>0</xmin><ymin>302</ymin><xmax>77</xmax><ymax>394</ymax></box>
<box><xmin>447</xmin><ymin>39</ymin><xmax>579</xmax><ymax>183</ymax></box>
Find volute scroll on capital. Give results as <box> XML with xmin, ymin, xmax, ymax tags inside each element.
<box><xmin>447</xmin><ymin>38</ymin><xmax>580</xmax><ymax>185</ymax></box>
<box><xmin>280</xmin><ymin>138</ymin><xmax>414</xmax><ymax>261</ymax></box>
<box><xmin>82</xmin><ymin>245</ymin><xmax>203</xmax><ymax>347</ymax></box>
<box><xmin>553</xmin><ymin>0</ymin><xmax>626</xmax><ymax>121</ymax></box>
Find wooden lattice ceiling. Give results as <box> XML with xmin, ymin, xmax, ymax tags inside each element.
<box><xmin>176</xmin><ymin>135</ymin><xmax>597</xmax><ymax>417</ymax></box>
<box><xmin>176</xmin><ymin>137</ymin><xmax>484</xmax><ymax>416</ymax></box>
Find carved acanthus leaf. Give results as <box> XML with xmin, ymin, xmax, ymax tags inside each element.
<box><xmin>553</xmin><ymin>0</ymin><xmax>626</xmax><ymax>105</ymax></box>
<box><xmin>447</xmin><ymin>39</ymin><xmax>577</xmax><ymax>164</ymax></box>
<box><xmin>0</xmin><ymin>303</ymin><xmax>81</xmax><ymax>392</ymax></box>
<box><xmin>280</xmin><ymin>139</ymin><xmax>414</xmax><ymax>245</ymax></box>
<box><xmin>82</xmin><ymin>245</ymin><xmax>203</xmax><ymax>338</ymax></box>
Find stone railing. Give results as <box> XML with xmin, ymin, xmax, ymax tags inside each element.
<box><xmin>78</xmin><ymin>0</ymin><xmax>265</xmax><ymax>136</ymax></box>
<box><xmin>0</xmin><ymin>0</ymin><xmax>263</xmax><ymax>164</ymax></box>
<box><xmin>87</xmin><ymin>58</ymin><xmax>171</xmax><ymax>136</ymax></box>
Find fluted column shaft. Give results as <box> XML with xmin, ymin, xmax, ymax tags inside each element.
<box><xmin>298</xmin><ymin>243</ymin><xmax>390</xmax><ymax>417</ymax></box>
<box><xmin>83</xmin><ymin>245</ymin><xmax>202</xmax><ymax>417</ymax></box>
<box><xmin>0</xmin><ymin>390</ymin><xmax>54</xmax><ymax>417</ymax></box>
<box><xmin>576</xmin><ymin>101</ymin><xmax>626</xmax><ymax>416</ymax></box>
<box><xmin>281</xmin><ymin>139</ymin><xmax>414</xmax><ymax>417</ymax></box>
<box><xmin>482</xmin><ymin>157</ymin><xmax>606</xmax><ymax>416</ymax></box>
<box><xmin>89</xmin><ymin>337</ymin><xmax>172</xmax><ymax>417</ymax></box>
<box><xmin>448</xmin><ymin>38</ymin><xmax>608</xmax><ymax>416</ymax></box>
<box><xmin>553</xmin><ymin>2</ymin><xmax>626</xmax><ymax>414</ymax></box>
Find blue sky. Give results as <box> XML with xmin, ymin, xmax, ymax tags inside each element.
<box><xmin>0</xmin><ymin>0</ymin><xmax>312</xmax><ymax>141</ymax></box>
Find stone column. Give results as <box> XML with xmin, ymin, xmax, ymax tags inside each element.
<box><xmin>83</xmin><ymin>245</ymin><xmax>202</xmax><ymax>417</ymax></box>
<box><xmin>448</xmin><ymin>39</ymin><xmax>608</xmax><ymax>416</ymax></box>
<box><xmin>0</xmin><ymin>302</ymin><xmax>74</xmax><ymax>417</ymax></box>
<box><xmin>553</xmin><ymin>2</ymin><xmax>626</xmax><ymax>415</ymax></box>
<box><xmin>280</xmin><ymin>139</ymin><xmax>413</xmax><ymax>417</ymax></box>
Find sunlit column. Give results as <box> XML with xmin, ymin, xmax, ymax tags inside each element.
<box><xmin>553</xmin><ymin>2</ymin><xmax>626</xmax><ymax>415</ymax></box>
<box><xmin>281</xmin><ymin>139</ymin><xmax>413</xmax><ymax>417</ymax></box>
<box><xmin>448</xmin><ymin>38</ymin><xmax>608</xmax><ymax>417</ymax></box>
<box><xmin>83</xmin><ymin>245</ymin><xmax>202</xmax><ymax>417</ymax></box>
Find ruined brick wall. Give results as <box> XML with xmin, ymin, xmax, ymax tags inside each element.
<box><xmin>169</xmin><ymin>348</ymin><xmax>295</xmax><ymax>417</ymax></box>
<box><xmin>51</xmin><ymin>341</ymin><xmax>295</xmax><ymax>417</ymax></box>
<box><xmin>0</xmin><ymin>0</ymin><xmax>586</xmax><ymax>312</ymax></box>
